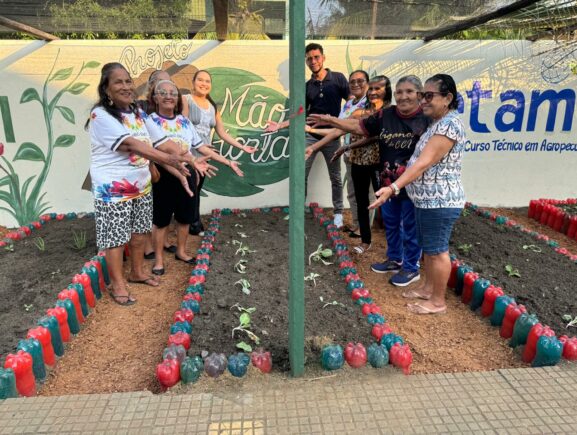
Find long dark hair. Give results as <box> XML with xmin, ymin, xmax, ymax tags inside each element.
<box><xmin>86</xmin><ymin>62</ymin><xmax>138</xmax><ymax>128</ymax></box>
<box><xmin>426</xmin><ymin>74</ymin><xmax>458</xmax><ymax>110</ymax></box>
<box><xmin>192</xmin><ymin>70</ymin><xmax>218</xmax><ymax>111</ymax></box>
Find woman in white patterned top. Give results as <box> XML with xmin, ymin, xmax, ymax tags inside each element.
<box><xmin>369</xmin><ymin>74</ymin><xmax>466</xmax><ymax>315</ymax></box>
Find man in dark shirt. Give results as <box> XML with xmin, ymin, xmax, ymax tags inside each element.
<box><xmin>304</xmin><ymin>43</ymin><xmax>350</xmax><ymax>228</ymax></box>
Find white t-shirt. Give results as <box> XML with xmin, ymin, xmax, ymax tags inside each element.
<box><xmin>89</xmin><ymin>107</ymin><xmax>166</xmax><ymax>203</ymax></box>
<box><xmin>145</xmin><ymin>113</ymin><xmax>204</xmax><ymax>157</ymax></box>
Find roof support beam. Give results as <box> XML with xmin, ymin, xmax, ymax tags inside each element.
<box><xmin>0</xmin><ymin>16</ymin><xmax>59</xmax><ymax>41</ymax></box>
<box><xmin>422</xmin><ymin>0</ymin><xmax>541</xmax><ymax>42</ymax></box>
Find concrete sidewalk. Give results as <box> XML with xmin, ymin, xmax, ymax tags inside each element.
<box><xmin>1</xmin><ymin>364</ymin><xmax>576</xmax><ymax>434</ymax></box>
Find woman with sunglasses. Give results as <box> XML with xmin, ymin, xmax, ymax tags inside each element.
<box><xmin>369</xmin><ymin>74</ymin><xmax>466</xmax><ymax>315</ymax></box>
<box><xmin>309</xmin><ymin>76</ymin><xmax>428</xmax><ymax>287</ymax></box>
<box><xmin>307</xmin><ymin>70</ymin><xmax>370</xmax><ymax>237</ymax></box>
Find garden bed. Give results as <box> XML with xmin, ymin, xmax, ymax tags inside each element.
<box><xmin>0</xmin><ymin>217</ymin><xmax>97</xmax><ymax>362</ymax></box>
<box><xmin>189</xmin><ymin>210</ymin><xmax>374</xmax><ymax>371</ymax></box>
<box><xmin>449</xmin><ymin>208</ymin><xmax>576</xmax><ymax>337</ymax></box>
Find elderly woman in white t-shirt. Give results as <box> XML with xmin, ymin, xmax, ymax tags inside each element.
<box><xmin>88</xmin><ymin>62</ymin><xmax>212</xmax><ymax>306</ymax></box>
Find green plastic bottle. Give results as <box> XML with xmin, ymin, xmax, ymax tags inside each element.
<box><xmin>0</xmin><ymin>368</ymin><xmax>18</xmax><ymax>400</ymax></box>
<box><xmin>93</xmin><ymin>255</ymin><xmax>111</xmax><ymax>286</ymax></box>
<box><xmin>56</xmin><ymin>299</ymin><xmax>80</xmax><ymax>335</ymax></box>
<box><xmin>470</xmin><ymin>278</ymin><xmax>490</xmax><ymax>311</ymax></box>
<box><xmin>82</xmin><ymin>265</ymin><xmax>102</xmax><ymax>299</ymax></box>
<box><xmin>17</xmin><ymin>338</ymin><xmax>46</xmax><ymax>382</ymax></box>
<box><xmin>180</xmin><ymin>357</ymin><xmax>201</xmax><ymax>384</ymax></box>
<box><xmin>510</xmin><ymin>313</ymin><xmax>539</xmax><ymax>348</ymax></box>
<box><xmin>490</xmin><ymin>296</ymin><xmax>515</xmax><ymax>327</ymax></box>
<box><xmin>68</xmin><ymin>283</ymin><xmax>89</xmax><ymax>318</ymax></box>
<box><xmin>455</xmin><ymin>265</ymin><xmax>473</xmax><ymax>296</ymax></box>
<box><xmin>37</xmin><ymin>315</ymin><xmax>64</xmax><ymax>357</ymax></box>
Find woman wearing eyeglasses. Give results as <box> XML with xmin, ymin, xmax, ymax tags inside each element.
<box><xmin>369</xmin><ymin>74</ymin><xmax>466</xmax><ymax>315</ymax></box>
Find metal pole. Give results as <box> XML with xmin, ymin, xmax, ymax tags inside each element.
<box><xmin>288</xmin><ymin>0</ymin><xmax>305</xmax><ymax>377</ymax></box>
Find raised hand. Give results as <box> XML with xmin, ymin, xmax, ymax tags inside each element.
<box><xmin>229</xmin><ymin>161</ymin><xmax>244</xmax><ymax>177</ymax></box>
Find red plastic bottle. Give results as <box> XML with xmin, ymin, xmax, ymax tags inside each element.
<box><xmin>567</xmin><ymin>216</ymin><xmax>577</xmax><ymax>239</ymax></box>
<box><xmin>539</xmin><ymin>204</ymin><xmax>550</xmax><ymax>225</ymax></box>
<box><xmin>480</xmin><ymin>285</ymin><xmax>504</xmax><ymax>317</ymax></box>
<box><xmin>528</xmin><ymin>200</ymin><xmax>537</xmax><ymax>218</ymax></box>
<box><xmin>46</xmin><ymin>307</ymin><xmax>70</xmax><ymax>343</ymax></box>
<box><xmin>156</xmin><ymin>359</ymin><xmax>180</xmax><ymax>388</ymax></box>
<box><xmin>389</xmin><ymin>343</ymin><xmax>413</xmax><ymax>375</ymax></box>
<box><xmin>560</xmin><ymin>336</ymin><xmax>577</xmax><ymax>360</ymax></box>
<box><xmin>251</xmin><ymin>349</ymin><xmax>272</xmax><ymax>373</ymax></box>
<box><xmin>522</xmin><ymin>324</ymin><xmax>555</xmax><ymax>363</ymax></box>
<box><xmin>27</xmin><ymin>327</ymin><xmax>55</xmax><ymax>366</ymax></box>
<box><xmin>371</xmin><ymin>323</ymin><xmax>393</xmax><ymax>342</ymax></box>
<box><xmin>173</xmin><ymin>309</ymin><xmax>194</xmax><ymax>323</ymax></box>
<box><xmin>88</xmin><ymin>260</ymin><xmax>106</xmax><ymax>294</ymax></box>
<box><xmin>546</xmin><ymin>207</ymin><xmax>557</xmax><ymax>228</ymax></box>
<box><xmin>72</xmin><ymin>273</ymin><xmax>95</xmax><ymax>308</ymax></box>
<box><xmin>461</xmin><ymin>272</ymin><xmax>479</xmax><ymax>305</ymax></box>
<box><xmin>344</xmin><ymin>343</ymin><xmax>367</xmax><ymax>368</ymax></box>
<box><xmin>500</xmin><ymin>304</ymin><xmax>526</xmax><ymax>339</ymax></box>
<box><xmin>4</xmin><ymin>351</ymin><xmax>36</xmax><ymax>397</ymax></box>
<box><xmin>168</xmin><ymin>332</ymin><xmax>191</xmax><ymax>350</ymax></box>
<box><xmin>58</xmin><ymin>289</ymin><xmax>84</xmax><ymax>323</ymax></box>
<box><xmin>534</xmin><ymin>202</ymin><xmax>543</xmax><ymax>221</ymax></box>
<box><xmin>447</xmin><ymin>259</ymin><xmax>461</xmax><ymax>289</ymax></box>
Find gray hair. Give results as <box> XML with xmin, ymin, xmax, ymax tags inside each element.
<box><xmin>154</xmin><ymin>79</ymin><xmax>177</xmax><ymax>93</ymax></box>
<box><xmin>396</xmin><ymin>75</ymin><xmax>423</xmax><ymax>92</ymax></box>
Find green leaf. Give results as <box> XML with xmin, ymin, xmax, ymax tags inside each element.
<box><xmin>321</xmin><ymin>249</ymin><xmax>333</xmax><ymax>258</ymax></box>
<box><xmin>21</xmin><ymin>175</ymin><xmax>36</xmax><ymax>199</ymax></box>
<box><xmin>67</xmin><ymin>83</ymin><xmax>89</xmax><ymax>95</ymax></box>
<box><xmin>13</xmin><ymin>142</ymin><xmax>45</xmax><ymax>162</ymax></box>
<box><xmin>0</xmin><ymin>176</ymin><xmax>11</xmax><ymax>187</ymax></box>
<box><xmin>239</xmin><ymin>312</ymin><xmax>251</xmax><ymax>328</ymax></box>
<box><xmin>563</xmin><ymin>314</ymin><xmax>573</xmax><ymax>321</ymax></box>
<box><xmin>54</xmin><ymin>135</ymin><xmax>75</xmax><ymax>148</ymax></box>
<box><xmin>20</xmin><ymin>88</ymin><xmax>41</xmax><ymax>104</ymax></box>
<box><xmin>236</xmin><ymin>342</ymin><xmax>252</xmax><ymax>353</ymax></box>
<box><xmin>55</xmin><ymin>106</ymin><xmax>75</xmax><ymax>124</ymax></box>
<box><xmin>84</xmin><ymin>61</ymin><xmax>100</xmax><ymax>69</ymax></box>
<box><xmin>50</xmin><ymin>67</ymin><xmax>73</xmax><ymax>81</ymax></box>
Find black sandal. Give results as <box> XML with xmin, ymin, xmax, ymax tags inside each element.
<box><xmin>110</xmin><ymin>293</ymin><xmax>136</xmax><ymax>306</ymax></box>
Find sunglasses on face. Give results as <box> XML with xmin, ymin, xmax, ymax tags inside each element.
<box><xmin>157</xmin><ymin>89</ymin><xmax>178</xmax><ymax>98</ymax></box>
<box><xmin>422</xmin><ymin>91</ymin><xmax>448</xmax><ymax>102</ymax></box>
<box><xmin>349</xmin><ymin>79</ymin><xmax>366</xmax><ymax>86</ymax></box>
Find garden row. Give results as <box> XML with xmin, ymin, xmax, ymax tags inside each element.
<box><xmin>448</xmin><ymin>203</ymin><xmax>577</xmax><ymax>369</ymax></box>
<box><xmin>154</xmin><ymin>205</ymin><xmax>413</xmax><ymax>389</ymax></box>
<box><xmin>528</xmin><ymin>198</ymin><xmax>577</xmax><ymax>241</ymax></box>
<box><xmin>0</xmin><ymin>213</ymin><xmax>109</xmax><ymax>400</ymax></box>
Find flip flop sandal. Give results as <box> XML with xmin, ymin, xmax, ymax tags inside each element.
<box><xmin>144</xmin><ymin>251</ymin><xmax>155</xmax><ymax>260</ymax></box>
<box><xmin>175</xmin><ymin>255</ymin><xmax>195</xmax><ymax>265</ymax></box>
<box><xmin>110</xmin><ymin>293</ymin><xmax>136</xmax><ymax>306</ymax></box>
<box><xmin>152</xmin><ymin>268</ymin><xmax>165</xmax><ymax>276</ymax></box>
<box><xmin>164</xmin><ymin>245</ymin><xmax>177</xmax><ymax>254</ymax></box>
<box><xmin>352</xmin><ymin>244</ymin><xmax>371</xmax><ymax>255</ymax></box>
<box><xmin>127</xmin><ymin>277</ymin><xmax>160</xmax><ymax>287</ymax></box>
<box><xmin>402</xmin><ymin>290</ymin><xmax>431</xmax><ymax>300</ymax></box>
<box><xmin>407</xmin><ymin>302</ymin><xmax>446</xmax><ymax>315</ymax></box>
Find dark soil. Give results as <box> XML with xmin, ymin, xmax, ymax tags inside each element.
<box><xmin>189</xmin><ymin>211</ymin><xmax>373</xmax><ymax>371</ymax></box>
<box><xmin>0</xmin><ymin>218</ymin><xmax>97</xmax><ymax>362</ymax></box>
<box><xmin>450</xmin><ymin>210</ymin><xmax>576</xmax><ymax>337</ymax></box>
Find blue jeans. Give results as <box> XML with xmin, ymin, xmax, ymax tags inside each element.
<box><xmin>380</xmin><ymin>197</ymin><xmax>421</xmax><ymax>273</ymax></box>
<box><xmin>415</xmin><ymin>207</ymin><xmax>462</xmax><ymax>255</ymax></box>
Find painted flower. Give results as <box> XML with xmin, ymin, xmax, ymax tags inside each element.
<box><xmin>0</xmin><ymin>142</ymin><xmax>5</xmax><ymax>156</ymax></box>
<box><xmin>110</xmin><ymin>178</ymin><xmax>140</xmax><ymax>197</ymax></box>
<box><xmin>95</xmin><ymin>183</ymin><xmax>120</xmax><ymax>203</ymax></box>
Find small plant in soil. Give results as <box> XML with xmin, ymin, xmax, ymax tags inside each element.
<box><xmin>505</xmin><ymin>264</ymin><xmax>521</xmax><ymax>277</ymax></box>
<box><xmin>4</xmin><ymin>242</ymin><xmax>14</xmax><ymax>252</ymax></box>
<box><xmin>233</xmin><ymin>240</ymin><xmax>256</xmax><ymax>256</ymax></box>
<box><xmin>462</xmin><ymin>208</ymin><xmax>471</xmax><ymax>217</ymax></box>
<box><xmin>24</xmin><ymin>304</ymin><xmax>33</xmax><ymax>312</ymax></box>
<box><xmin>33</xmin><ymin>237</ymin><xmax>46</xmax><ymax>252</ymax></box>
<box><xmin>231</xmin><ymin>304</ymin><xmax>260</xmax><ymax>344</ymax></box>
<box><xmin>71</xmin><ymin>229</ymin><xmax>87</xmax><ymax>250</ymax></box>
<box><xmin>237</xmin><ymin>232</ymin><xmax>248</xmax><ymax>238</ymax></box>
<box><xmin>234</xmin><ymin>259</ymin><xmax>248</xmax><ymax>274</ymax></box>
<box><xmin>236</xmin><ymin>341</ymin><xmax>253</xmax><ymax>353</ymax></box>
<box><xmin>457</xmin><ymin>243</ymin><xmax>472</xmax><ymax>254</ymax></box>
<box><xmin>234</xmin><ymin>223</ymin><xmax>243</xmax><ymax>228</ymax></box>
<box><xmin>304</xmin><ymin>272</ymin><xmax>321</xmax><ymax>286</ymax></box>
<box><xmin>235</xmin><ymin>278</ymin><xmax>251</xmax><ymax>295</ymax></box>
<box><xmin>562</xmin><ymin>314</ymin><xmax>577</xmax><ymax>328</ymax></box>
<box><xmin>308</xmin><ymin>244</ymin><xmax>333</xmax><ymax>265</ymax></box>
<box><xmin>523</xmin><ymin>244</ymin><xmax>542</xmax><ymax>253</ymax></box>
<box><xmin>319</xmin><ymin>296</ymin><xmax>345</xmax><ymax>309</ymax></box>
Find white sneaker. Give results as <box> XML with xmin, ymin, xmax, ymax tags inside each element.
<box><xmin>334</xmin><ymin>213</ymin><xmax>343</xmax><ymax>229</ymax></box>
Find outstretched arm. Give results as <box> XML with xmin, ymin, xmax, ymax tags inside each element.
<box><xmin>197</xmin><ymin>145</ymin><xmax>244</xmax><ymax>177</ymax></box>
<box><xmin>330</xmin><ymin>136</ymin><xmax>378</xmax><ymax>163</ymax></box>
<box><xmin>307</xmin><ymin>114</ymin><xmax>364</xmax><ymax>136</ymax></box>
<box><xmin>214</xmin><ymin>112</ymin><xmax>257</xmax><ymax>154</ymax></box>
<box><xmin>304</xmin><ymin>128</ymin><xmax>346</xmax><ymax>160</ymax></box>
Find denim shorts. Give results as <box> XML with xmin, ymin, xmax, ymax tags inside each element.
<box><xmin>414</xmin><ymin>207</ymin><xmax>462</xmax><ymax>255</ymax></box>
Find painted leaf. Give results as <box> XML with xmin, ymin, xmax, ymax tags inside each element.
<box><xmin>20</xmin><ymin>88</ymin><xmax>41</xmax><ymax>104</ymax></box>
<box><xmin>0</xmin><ymin>192</ymin><xmax>17</xmax><ymax>209</ymax></box>
<box><xmin>51</xmin><ymin>67</ymin><xmax>73</xmax><ymax>81</ymax></box>
<box><xmin>67</xmin><ymin>83</ymin><xmax>89</xmax><ymax>95</ymax></box>
<box><xmin>54</xmin><ymin>135</ymin><xmax>75</xmax><ymax>148</ymax></box>
<box><xmin>0</xmin><ymin>176</ymin><xmax>11</xmax><ymax>187</ymax></box>
<box><xmin>84</xmin><ymin>61</ymin><xmax>100</xmax><ymax>69</ymax></box>
<box><xmin>13</xmin><ymin>142</ymin><xmax>45</xmax><ymax>162</ymax></box>
<box><xmin>56</xmin><ymin>106</ymin><xmax>75</xmax><ymax>124</ymax></box>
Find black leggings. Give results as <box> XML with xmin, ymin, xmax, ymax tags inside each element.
<box><xmin>189</xmin><ymin>173</ymin><xmax>205</xmax><ymax>235</ymax></box>
<box><xmin>351</xmin><ymin>163</ymin><xmax>380</xmax><ymax>244</ymax></box>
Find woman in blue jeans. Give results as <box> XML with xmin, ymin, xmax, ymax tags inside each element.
<box><xmin>369</xmin><ymin>74</ymin><xmax>466</xmax><ymax>315</ymax></box>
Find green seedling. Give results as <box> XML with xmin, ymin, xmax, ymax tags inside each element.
<box><xmin>231</xmin><ymin>304</ymin><xmax>260</xmax><ymax>344</ymax></box>
<box><xmin>239</xmin><ymin>212</ymin><xmax>247</xmax><ymax>218</ymax></box>
<box><xmin>308</xmin><ymin>244</ymin><xmax>333</xmax><ymax>265</ymax></box>
<box><xmin>234</xmin><ymin>223</ymin><xmax>243</xmax><ymax>228</ymax></box>
<box><xmin>523</xmin><ymin>244</ymin><xmax>542</xmax><ymax>253</ymax></box>
<box><xmin>24</xmin><ymin>304</ymin><xmax>33</xmax><ymax>312</ymax></box>
<box><xmin>71</xmin><ymin>229</ymin><xmax>87</xmax><ymax>250</ymax></box>
<box><xmin>260</xmin><ymin>229</ymin><xmax>269</xmax><ymax>233</ymax></box>
<box><xmin>304</xmin><ymin>272</ymin><xmax>321</xmax><ymax>286</ymax></box>
<box><xmin>234</xmin><ymin>259</ymin><xmax>248</xmax><ymax>274</ymax></box>
<box><xmin>319</xmin><ymin>296</ymin><xmax>345</xmax><ymax>309</ymax></box>
<box><xmin>235</xmin><ymin>278</ymin><xmax>252</xmax><ymax>295</ymax></box>
<box><xmin>462</xmin><ymin>208</ymin><xmax>471</xmax><ymax>217</ymax></box>
<box><xmin>4</xmin><ymin>242</ymin><xmax>14</xmax><ymax>252</ymax></box>
<box><xmin>283</xmin><ymin>215</ymin><xmax>290</xmax><ymax>220</ymax></box>
<box><xmin>562</xmin><ymin>314</ymin><xmax>577</xmax><ymax>328</ymax></box>
<box><xmin>237</xmin><ymin>232</ymin><xmax>248</xmax><ymax>238</ymax></box>
<box><xmin>235</xmin><ymin>242</ymin><xmax>256</xmax><ymax>256</ymax></box>
<box><xmin>33</xmin><ymin>237</ymin><xmax>46</xmax><ymax>252</ymax></box>
<box><xmin>505</xmin><ymin>264</ymin><xmax>521</xmax><ymax>277</ymax></box>
<box><xmin>236</xmin><ymin>341</ymin><xmax>253</xmax><ymax>353</ymax></box>
<box><xmin>457</xmin><ymin>243</ymin><xmax>472</xmax><ymax>254</ymax></box>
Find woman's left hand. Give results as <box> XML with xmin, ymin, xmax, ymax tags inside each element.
<box><xmin>229</xmin><ymin>161</ymin><xmax>244</xmax><ymax>177</ymax></box>
<box><xmin>368</xmin><ymin>186</ymin><xmax>393</xmax><ymax>209</ymax></box>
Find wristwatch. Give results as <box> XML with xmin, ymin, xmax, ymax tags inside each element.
<box><xmin>390</xmin><ymin>182</ymin><xmax>400</xmax><ymax>196</ymax></box>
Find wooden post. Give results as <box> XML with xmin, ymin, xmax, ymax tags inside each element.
<box><xmin>0</xmin><ymin>16</ymin><xmax>59</xmax><ymax>41</ymax></box>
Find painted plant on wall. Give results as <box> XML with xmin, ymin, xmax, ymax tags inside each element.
<box><xmin>0</xmin><ymin>56</ymin><xmax>100</xmax><ymax>226</ymax></box>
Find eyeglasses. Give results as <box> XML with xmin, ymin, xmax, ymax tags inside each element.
<box><xmin>349</xmin><ymin>79</ymin><xmax>366</xmax><ymax>87</ymax></box>
<box><xmin>157</xmin><ymin>89</ymin><xmax>178</xmax><ymax>98</ymax></box>
<box><xmin>422</xmin><ymin>91</ymin><xmax>448</xmax><ymax>102</ymax></box>
<box><xmin>368</xmin><ymin>86</ymin><xmax>383</xmax><ymax>91</ymax></box>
